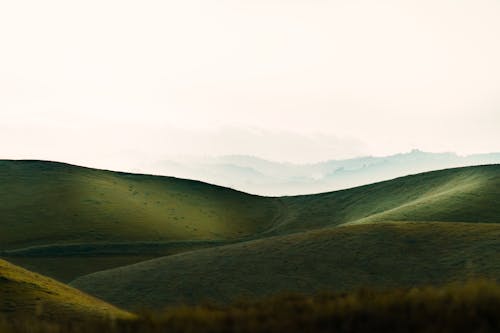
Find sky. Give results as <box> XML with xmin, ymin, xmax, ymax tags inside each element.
<box><xmin>1</xmin><ymin>0</ymin><xmax>500</xmax><ymax>168</ymax></box>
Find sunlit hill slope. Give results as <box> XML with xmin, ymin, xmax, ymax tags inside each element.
<box><xmin>0</xmin><ymin>259</ymin><xmax>131</xmax><ymax>321</ymax></box>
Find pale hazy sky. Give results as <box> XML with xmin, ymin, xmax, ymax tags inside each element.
<box><xmin>1</xmin><ymin>0</ymin><xmax>499</xmax><ymax>167</ymax></box>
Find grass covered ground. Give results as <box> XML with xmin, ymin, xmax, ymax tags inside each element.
<box><xmin>1</xmin><ymin>280</ymin><xmax>499</xmax><ymax>333</ymax></box>
<box><xmin>276</xmin><ymin>164</ymin><xmax>500</xmax><ymax>233</ymax></box>
<box><xmin>0</xmin><ymin>160</ymin><xmax>279</xmax><ymax>280</ymax></box>
<box><xmin>71</xmin><ymin>222</ymin><xmax>500</xmax><ymax>309</ymax></box>
<box><xmin>0</xmin><ymin>259</ymin><xmax>131</xmax><ymax>322</ymax></box>
<box><xmin>3</xmin><ymin>161</ymin><xmax>499</xmax><ymax>251</ymax></box>
<box><xmin>4</xmin><ymin>240</ymin><xmax>233</xmax><ymax>282</ymax></box>
<box><xmin>0</xmin><ymin>160</ymin><xmax>280</xmax><ymax>250</ymax></box>
<box><xmin>1</xmin><ymin>161</ymin><xmax>499</xmax><ymax>282</ymax></box>
<box><xmin>1</xmin><ymin>162</ymin><xmax>500</xmax><ymax>332</ymax></box>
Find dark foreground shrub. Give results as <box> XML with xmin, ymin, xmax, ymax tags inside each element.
<box><xmin>2</xmin><ymin>279</ymin><xmax>500</xmax><ymax>333</ymax></box>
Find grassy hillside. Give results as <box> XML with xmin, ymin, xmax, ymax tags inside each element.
<box><xmin>3</xmin><ymin>280</ymin><xmax>500</xmax><ymax>333</ymax></box>
<box><xmin>1</xmin><ymin>160</ymin><xmax>500</xmax><ymax>329</ymax></box>
<box><xmin>71</xmin><ymin>222</ymin><xmax>500</xmax><ymax>310</ymax></box>
<box><xmin>3</xmin><ymin>240</ymin><xmax>232</xmax><ymax>282</ymax></box>
<box><xmin>275</xmin><ymin>164</ymin><xmax>500</xmax><ymax>233</ymax></box>
<box><xmin>0</xmin><ymin>160</ymin><xmax>281</xmax><ymax>281</ymax></box>
<box><xmin>0</xmin><ymin>160</ymin><xmax>281</xmax><ymax>280</ymax></box>
<box><xmin>1</xmin><ymin>161</ymin><xmax>499</xmax><ymax>282</ymax></box>
<box><xmin>3</xmin><ymin>161</ymin><xmax>499</xmax><ymax>250</ymax></box>
<box><xmin>0</xmin><ymin>160</ymin><xmax>280</xmax><ymax>250</ymax></box>
<box><xmin>0</xmin><ymin>259</ymin><xmax>131</xmax><ymax>321</ymax></box>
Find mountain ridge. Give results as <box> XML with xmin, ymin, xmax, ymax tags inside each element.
<box><xmin>146</xmin><ymin>150</ymin><xmax>500</xmax><ymax>195</ymax></box>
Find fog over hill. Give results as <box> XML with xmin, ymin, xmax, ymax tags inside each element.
<box><xmin>134</xmin><ymin>150</ymin><xmax>500</xmax><ymax>196</ymax></box>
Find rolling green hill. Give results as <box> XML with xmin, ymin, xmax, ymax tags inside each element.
<box><xmin>0</xmin><ymin>259</ymin><xmax>131</xmax><ymax>321</ymax></box>
<box><xmin>0</xmin><ymin>160</ymin><xmax>280</xmax><ymax>280</ymax></box>
<box><xmin>71</xmin><ymin>222</ymin><xmax>500</xmax><ymax>310</ymax></box>
<box><xmin>1</xmin><ymin>161</ymin><xmax>500</xmax><ymax>283</ymax></box>
<box><xmin>0</xmin><ymin>160</ymin><xmax>280</xmax><ymax>250</ymax></box>
<box><xmin>275</xmin><ymin>164</ymin><xmax>500</xmax><ymax>233</ymax></box>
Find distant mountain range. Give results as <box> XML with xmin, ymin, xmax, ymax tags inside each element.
<box><xmin>144</xmin><ymin>150</ymin><xmax>500</xmax><ymax>195</ymax></box>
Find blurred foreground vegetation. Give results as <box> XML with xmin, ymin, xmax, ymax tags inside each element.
<box><xmin>1</xmin><ymin>279</ymin><xmax>499</xmax><ymax>333</ymax></box>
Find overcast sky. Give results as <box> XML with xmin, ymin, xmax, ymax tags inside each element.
<box><xmin>1</xmin><ymin>0</ymin><xmax>499</xmax><ymax>167</ymax></box>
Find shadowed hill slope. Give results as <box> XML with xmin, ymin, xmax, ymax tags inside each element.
<box><xmin>71</xmin><ymin>222</ymin><xmax>500</xmax><ymax>310</ymax></box>
<box><xmin>0</xmin><ymin>259</ymin><xmax>131</xmax><ymax>321</ymax></box>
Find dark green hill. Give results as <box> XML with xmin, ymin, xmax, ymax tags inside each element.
<box><xmin>71</xmin><ymin>222</ymin><xmax>500</xmax><ymax>310</ymax></box>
